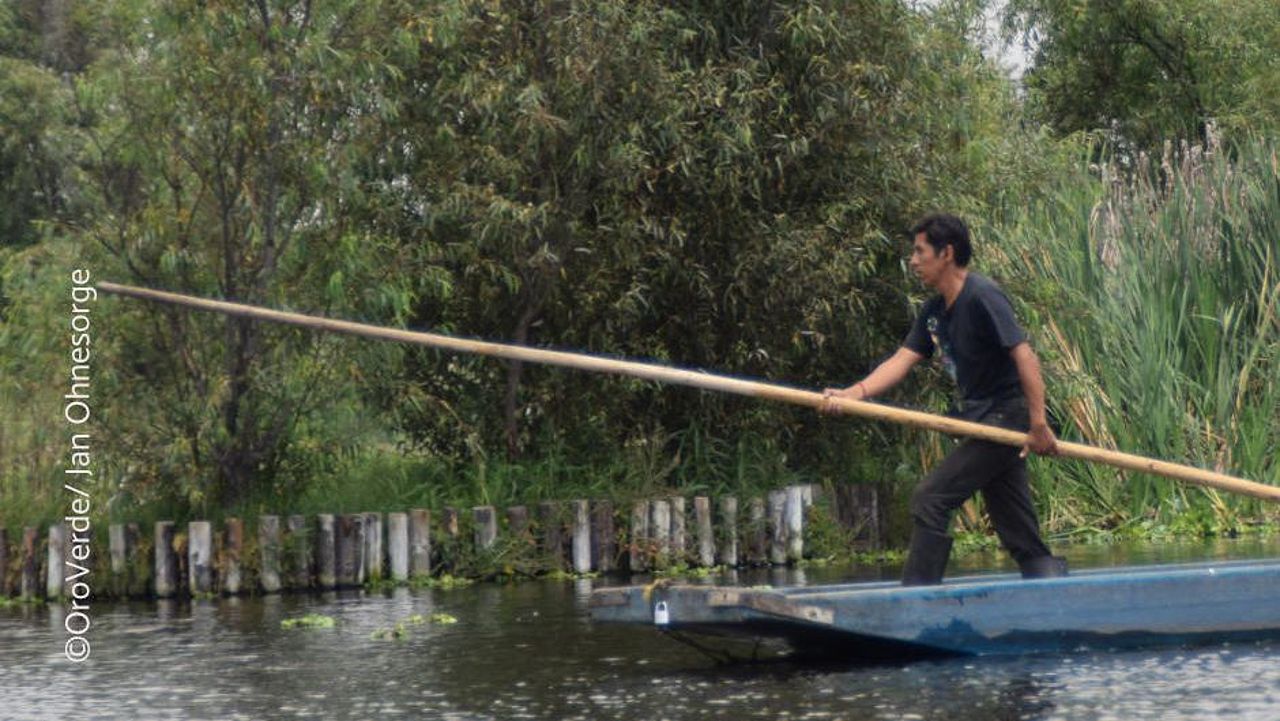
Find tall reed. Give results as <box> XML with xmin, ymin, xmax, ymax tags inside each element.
<box><xmin>985</xmin><ymin>139</ymin><xmax>1280</xmax><ymax>531</ymax></box>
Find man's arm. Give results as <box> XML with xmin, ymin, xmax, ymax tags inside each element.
<box><xmin>1010</xmin><ymin>341</ymin><xmax>1058</xmax><ymax>456</ymax></box>
<box><xmin>821</xmin><ymin>346</ymin><xmax>923</xmax><ymax>413</ymax></box>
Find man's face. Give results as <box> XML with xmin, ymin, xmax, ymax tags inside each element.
<box><xmin>909</xmin><ymin>232</ymin><xmax>951</xmax><ymax>288</ymax></box>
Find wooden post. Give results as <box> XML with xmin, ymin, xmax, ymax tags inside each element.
<box><xmin>336</xmin><ymin>514</ymin><xmax>365</xmax><ymax>587</ymax></box>
<box><xmin>174</xmin><ymin>527</ymin><xmax>189</xmax><ymax>597</ymax></box>
<box><xmin>786</xmin><ymin>485</ymin><xmax>805</xmax><ymax>563</ymax></box>
<box><xmin>408</xmin><ymin>509</ymin><xmax>431</xmax><ymax>578</ymax></box>
<box><xmin>835</xmin><ymin>484</ymin><xmax>881</xmax><ymax>550</ymax></box>
<box><xmin>188</xmin><ymin>521</ymin><xmax>213</xmax><ymax>595</ymax></box>
<box><xmin>571</xmin><ymin>500</ymin><xmax>591</xmax><ymax>574</ymax></box>
<box><xmin>363</xmin><ymin>512</ymin><xmax>383</xmax><ymax>583</ymax></box>
<box><xmin>387</xmin><ymin>512</ymin><xmax>409</xmax><ymax>582</ymax></box>
<box><xmin>668</xmin><ymin>496</ymin><xmax>686</xmax><ymax>563</ymax></box>
<box><xmin>258</xmin><ymin>515</ymin><xmax>282</xmax><ymax>594</ymax></box>
<box><xmin>20</xmin><ymin>527</ymin><xmax>39</xmax><ymax>599</ymax></box>
<box><xmin>438</xmin><ymin>507</ymin><xmax>459</xmax><ymax>572</ymax></box>
<box><xmin>538</xmin><ymin>502</ymin><xmax>564</xmax><ymax>570</ymax></box>
<box><xmin>746</xmin><ymin>498</ymin><xmax>766</xmax><ymax>565</ymax></box>
<box><xmin>107</xmin><ymin>523</ymin><xmax>126</xmax><ymax>596</ymax></box>
<box><xmin>0</xmin><ymin>527</ymin><xmax>8</xmax><ymax>597</ymax></box>
<box><xmin>314</xmin><ymin>514</ymin><xmax>336</xmax><ymax>589</ymax></box>
<box><xmin>473</xmin><ymin>506</ymin><xmax>497</xmax><ymax>551</ymax></box>
<box><xmin>46</xmin><ymin>523</ymin><xmax>65</xmax><ymax>599</ymax></box>
<box><xmin>223</xmin><ymin>518</ymin><xmax>244</xmax><ymax>595</ymax></box>
<box><xmin>718</xmin><ymin>496</ymin><xmax>739</xmax><ymax>567</ymax></box>
<box><xmin>590</xmin><ymin>500</ymin><xmax>616</xmax><ymax>573</ymax></box>
<box><xmin>650</xmin><ymin>500</ymin><xmax>670</xmax><ymax>568</ymax></box>
<box><xmin>125</xmin><ymin>523</ymin><xmax>148</xmax><ymax>597</ymax></box>
<box><xmin>441</xmin><ymin>507</ymin><xmax>460</xmax><ymax>538</ymax></box>
<box><xmin>155</xmin><ymin>521</ymin><xmax>177</xmax><ymax>598</ymax></box>
<box><xmin>506</xmin><ymin>506</ymin><xmax>529</xmax><ymax>539</ymax></box>
<box><xmin>628</xmin><ymin>500</ymin><xmax>648</xmax><ymax>573</ymax></box>
<box><xmin>694</xmin><ymin>496</ymin><xmax>715</xmax><ymax>567</ymax></box>
<box><xmin>285</xmin><ymin>515</ymin><xmax>310</xmax><ymax>589</ymax></box>
<box><xmin>767</xmin><ymin>491</ymin><xmax>787</xmax><ymax>565</ymax></box>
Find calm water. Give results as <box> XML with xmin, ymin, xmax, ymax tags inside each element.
<box><xmin>3</xmin><ymin>539</ymin><xmax>1280</xmax><ymax>720</ymax></box>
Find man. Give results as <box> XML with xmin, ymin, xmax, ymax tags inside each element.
<box><xmin>822</xmin><ymin>213</ymin><xmax>1067</xmax><ymax>584</ymax></box>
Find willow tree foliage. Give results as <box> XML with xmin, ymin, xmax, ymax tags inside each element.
<box><xmin>28</xmin><ymin>0</ymin><xmax>423</xmax><ymax>509</ymax></box>
<box><xmin>1005</xmin><ymin>0</ymin><xmax>1280</xmax><ymax>151</ymax></box>
<box><xmin>352</xmin><ymin>0</ymin><xmax>1037</xmax><ymax>478</ymax></box>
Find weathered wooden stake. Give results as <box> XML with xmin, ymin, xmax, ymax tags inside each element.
<box><xmin>441</xmin><ymin>507</ymin><xmax>460</xmax><ymax>538</ymax></box>
<box><xmin>437</xmin><ymin>508</ymin><xmax>459</xmax><ymax>573</ymax></box>
<box><xmin>286</xmin><ymin>515</ymin><xmax>310</xmax><ymax>589</ymax></box>
<box><xmin>258</xmin><ymin>515</ymin><xmax>282</xmax><ymax>594</ymax></box>
<box><xmin>571</xmin><ymin>500</ymin><xmax>591</xmax><ymax>574</ymax></box>
<box><xmin>408</xmin><ymin>509</ymin><xmax>431</xmax><ymax>578</ymax></box>
<box><xmin>363</xmin><ymin>512</ymin><xmax>383</xmax><ymax>582</ymax></box>
<box><xmin>590</xmin><ymin>501</ymin><xmax>616</xmax><ymax>573</ymax></box>
<box><xmin>0</xmin><ymin>528</ymin><xmax>9</xmax><ymax>597</ymax></box>
<box><xmin>506</xmin><ymin>506</ymin><xmax>530</xmax><ymax>540</ymax></box>
<box><xmin>629</xmin><ymin>501</ymin><xmax>649</xmax><ymax>573</ymax></box>
<box><xmin>20</xmin><ymin>527</ymin><xmax>39</xmax><ymax>599</ymax></box>
<box><xmin>154</xmin><ymin>521</ymin><xmax>177</xmax><ymax>598</ymax></box>
<box><xmin>669</xmin><ymin>496</ymin><xmax>687</xmax><ymax>563</ymax></box>
<box><xmin>767</xmin><ymin>491</ymin><xmax>787</xmax><ymax>565</ymax></box>
<box><xmin>107</xmin><ymin>524</ymin><xmax>126</xmax><ymax>596</ymax></box>
<box><xmin>786</xmin><ymin>485</ymin><xmax>805</xmax><ymax>563</ymax></box>
<box><xmin>336</xmin><ymin>514</ymin><xmax>366</xmax><ymax>587</ymax></box>
<box><xmin>387</xmin><ymin>512</ymin><xmax>409</xmax><ymax>582</ymax></box>
<box><xmin>538</xmin><ymin>502</ymin><xmax>565</xmax><ymax>570</ymax></box>
<box><xmin>718</xmin><ymin>496</ymin><xmax>739</xmax><ymax>567</ymax></box>
<box><xmin>694</xmin><ymin>496</ymin><xmax>715</xmax><ymax>567</ymax></box>
<box><xmin>125</xmin><ymin>523</ymin><xmax>148</xmax><ymax>597</ymax></box>
<box><xmin>650</xmin><ymin>500</ymin><xmax>671</xmax><ymax>567</ymax></box>
<box><xmin>473</xmin><ymin>506</ymin><xmax>498</xmax><ymax>551</ymax></box>
<box><xmin>747</xmin><ymin>498</ymin><xmax>766</xmax><ymax>565</ymax></box>
<box><xmin>223</xmin><ymin>518</ymin><xmax>244</xmax><ymax>595</ymax></box>
<box><xmin>46</xmin><ymin>524</ymin><xmax>65</xmax><ymax>599</ymax></box>
<box><xmin>188</xmin><ymin>521</ymin><xmax>213</xmax><ymax>595</ymax></box>
<box><xmin>315</xmin><ymin>514</ymin><xmax>336</xmax><ymax>589</ymax></box>
<box><xmin>834</xmin><ymin>483</ymin><xmax>881</xmax><ymax>549</ymax></box>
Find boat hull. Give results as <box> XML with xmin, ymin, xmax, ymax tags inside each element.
<box><xmin>589</xmin><ymin>560</ymin><xmax>1280</xmax><ymax>661</ymax></box>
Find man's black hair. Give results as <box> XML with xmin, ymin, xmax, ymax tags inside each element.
<box><xmin>909</xmin><ymin>213</ymin><xmax>972</xmax><ymax>267</ymax></box>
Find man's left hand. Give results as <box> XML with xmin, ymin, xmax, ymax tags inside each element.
<box><xmin>1021</xmin><ymin>422</ymin><xmax>1059</xmax><ymax>458</ymax></box>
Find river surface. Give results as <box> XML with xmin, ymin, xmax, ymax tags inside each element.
<box><xmin>3</xmin><ymin>539</ymin><xmax>1279</xmax><ymax>720</ymax></box>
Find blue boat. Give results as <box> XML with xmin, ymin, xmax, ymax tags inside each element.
<box><xmin>588</xmin><ymin>559</ymin><xmax>1280</xmax><ymax>662</ymax></box>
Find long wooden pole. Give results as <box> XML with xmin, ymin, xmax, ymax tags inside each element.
<box><xmin>97</xmin><ymin>281</ymin><xmax>1280</xmax><ymax>503</ymax></box>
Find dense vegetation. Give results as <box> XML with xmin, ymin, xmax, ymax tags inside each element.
<box><xmin>1</xmin><ymin>0</ymin><xmax>1276</xmax><ymax>543</ymax></box>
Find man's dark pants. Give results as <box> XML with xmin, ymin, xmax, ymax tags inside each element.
<box><xmin>901</xmin><ymin>400</ymin><xmax>1058</xmax><ymax>584</ymax></box>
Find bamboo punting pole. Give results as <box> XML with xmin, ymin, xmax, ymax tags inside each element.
<box><xmin>97</xmin><ymin>281</ymin><xmax>1280</xmax><ymax>503</ymax></box>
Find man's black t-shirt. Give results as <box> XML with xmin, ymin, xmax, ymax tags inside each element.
<box><xmin>902</xmin><ymin>272</ymin><xmax>1026</xmax><ymax>420</ymax></box>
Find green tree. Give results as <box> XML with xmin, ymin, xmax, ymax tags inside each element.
<box><xmin>365</xmin><ymin>0</ymin><xmax>1044</xmax><ymax>481</ymax></box>
<box><xmin>61</xmin><ymin>0</ymin><xmax>418</xmax><ymax>509</ymax></box>
<box><xmin>1006</xmin><ymin>0</ymin><xmax>1280</xmax><ymax>150</ymax></box>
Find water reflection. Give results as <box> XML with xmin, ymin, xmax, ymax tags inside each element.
<box><xmin>1</xmin><ymin>538</ymin><xmax>1279</xmax><ymax>720</ymax></box>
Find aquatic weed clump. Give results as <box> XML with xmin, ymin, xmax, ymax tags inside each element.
<box><xmin>281</xmin><ymin>613</ymin><xmax>336</xmax><ymax>629</ymax></box>
<box><xmin>371</xmin><ymin>612</ymin><xmax>459</xmax><ymax>640</ymax></box>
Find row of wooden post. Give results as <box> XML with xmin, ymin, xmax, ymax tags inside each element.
<box><xmin>0</xmin><ymin>484</ymin><xmax>879</xmax><ymax>601</ymax></box>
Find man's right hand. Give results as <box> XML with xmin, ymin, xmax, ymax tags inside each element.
<box><xmin>820</xmin><ymin>384</ymin><xmax>866</xmax><ymax>415</ymax></box>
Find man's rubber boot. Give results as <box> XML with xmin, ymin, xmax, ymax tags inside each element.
<box><xmin>901</xmin><ymin>528</ymin><xmax>953</xmax><ymax>586</ymax></box>
<box><xmin>1019</xmin><ymin>555</ymin><xmax>1069</xmax><ymax>579</ymax></box>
